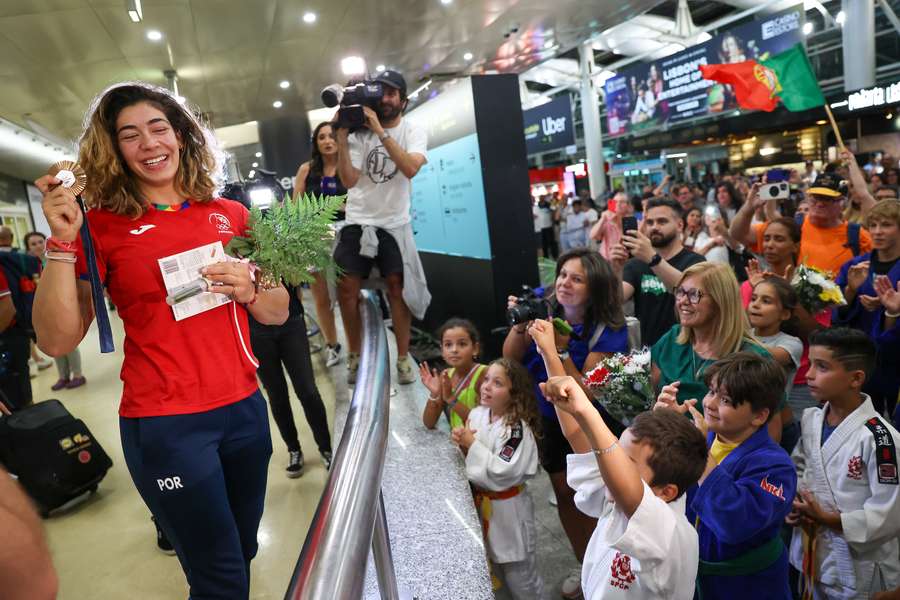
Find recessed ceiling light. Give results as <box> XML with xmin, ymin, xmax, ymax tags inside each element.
<box><xmin>273</xmin><ymin>100</ymin><xmax>283</xmax><ymax>108</ymax></box>
<box><xmin>303</xmin><ymin>11</ymin><xmax>317</xmax><ymax>24</ymax></box>
<box><xmin>279</xmin><ymin>80</ymin><xmax>290</xmax><ymax>89</ymax></box>
<box><xmin>375</xmin><ymin>64</ymin><xmax>386</xmax><ymax>72</ymax></box>
<box><xmin>463</xmin><ymin>52</ymin><xmax>473</xmax><ymax>61</ymax></box>
<box><xmin>252</xmin><ymin>162</ymin><xmax>259</xmax><ymax>168</ymax></box>
<box><xmin>441</xmin><ymin>0</ymin><xmax>452</xmax><ymax>4</ymax></box>
<box><xmin>341</xmin><ymin>56</ymin><xmax>366</xmax><ymax>76</ymax></box>
<box><xmin>255</xmin><ymin>151</ymin><xmax>262</xmax><ymax>158</ymax></box>
<box><xmin>147</xmin><ymin>30</ymin><xmax>163</xmax><ymax>41</ymax></box>
<box><xmin>803</xmin><ymin>22</ymin><xmax>813</xmax><ymax>35</ymax></box>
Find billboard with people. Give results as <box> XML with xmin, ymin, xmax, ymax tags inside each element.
<box><xmin>604</xmin><ymin>5</ymin><xmax>805</xmax><ymax>137</ymax></box>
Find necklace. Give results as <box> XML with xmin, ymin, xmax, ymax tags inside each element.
<box><xmin>691</xmin><ymin>346</ymin><xmax>715</xmax><ymax>380</ymax></box>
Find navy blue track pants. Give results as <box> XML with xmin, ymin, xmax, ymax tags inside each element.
<box><xmin>120</xmin><ymin>390</ymin><xmax>272</xmax><ymax>599</ymax></box>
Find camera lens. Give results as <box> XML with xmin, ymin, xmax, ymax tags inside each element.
<box><xmin>768</xmin><ymin>185</ymin><xmax>779</xmax><ymax>197</ymax></box>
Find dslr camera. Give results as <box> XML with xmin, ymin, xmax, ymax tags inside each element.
<box><xmin>321</xmin><ymin>80</ymin><xmax>383</xmax><ymax>131</ymax></box>
<box><xmin>506</xmin><ymin>287</ymin><xmax>547</xmax><ymax>326</ymax></box>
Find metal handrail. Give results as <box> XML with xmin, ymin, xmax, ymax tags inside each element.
<box><xmin>285</xmin><ymin>290</ymin><xmax>398</xmax><ymax>600</ymax></box>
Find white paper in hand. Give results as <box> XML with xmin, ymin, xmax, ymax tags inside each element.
<box><xmin>158</xmin><ymin>241</ymin><xmax>231</xmax><ymax>321</ymax></box>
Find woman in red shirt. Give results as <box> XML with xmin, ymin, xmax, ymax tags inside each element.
<box><xmin>33</xmin><ymin>82</ymin><xmax>288</xmax><ymax>599</ymax></box>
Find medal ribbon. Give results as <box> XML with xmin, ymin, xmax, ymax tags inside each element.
<box><xmin>77</xmin><ymin>197</ymin><xmax>115</xmax><ymax>353</ymax></box>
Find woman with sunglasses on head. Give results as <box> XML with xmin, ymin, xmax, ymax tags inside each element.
<box><xmin>33</xmin><ymin>82</ymin><xmax>288</xmax><ymax>599</ymax></box>
<box><xmin>650</xmin><ymin>262</ymin><xmax>783</xmax><ymax>440</ymax></box>
<box><xmin>293</xmin><ymin>120</ymin><xmax>347</xmax><ymax>367</ymax></box>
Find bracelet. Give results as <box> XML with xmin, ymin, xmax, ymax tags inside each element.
<box><xmin>44</xmin><ymin>250</ymin><xmax>77</xmax><ymax>264</ymax></box>
<box><xmin>427</xmin><ymin>395</ymin><xmax>441</xmax><ymax>404</ymax></box>
<box><xmin>886</xmin><ymin>310</ymin><xmax>900</xmax><ymax>318</ymax></box>
<box><xmin>46</xmin><ymin>238</ymin><xmax>78</xmax><ymax>253</ymax></box>
<box><xmin>558</xmin><ymin>350</ymin><xmax>570</xmax><ymax>362</ymax></box>
<box><xmin>592</xmin><ymin>441</ymin><xmax>618</xmax><ymax>456</ymax></box>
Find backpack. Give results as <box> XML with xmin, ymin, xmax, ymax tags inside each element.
<box><xmin>795</xmin><ymin>213</ymin><xmax>861</xmax><ymax>257</ymax></box>
<box><xmin>0</xmin><ymin>251</ymin><xmax>40</xmax><ymax>338</ymax></box>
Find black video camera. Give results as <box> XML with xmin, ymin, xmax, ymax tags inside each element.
<box><xmin>506</xmin><ymin>287</ymin><xmax>548</xmax><ymax>326</ymax></box>
<box><xmin>321</xmin><ymin>81</ymin><xmax>383</xmax><ymax>131</ymax></box>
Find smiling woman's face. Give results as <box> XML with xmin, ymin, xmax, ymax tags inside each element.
<box><xmin>115</xmin><ymin>101</ymin><xmax>181</xmax><ymax>190</ymax></box>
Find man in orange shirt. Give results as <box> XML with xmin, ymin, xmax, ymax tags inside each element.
<box><xmin>731</xmin><ymin>173</ymin><xmax>871</xmax><ymax>275</ymax></box>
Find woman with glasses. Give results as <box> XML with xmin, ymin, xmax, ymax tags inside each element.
<box><xmin>650</xmin><ymin>262</ymin><xmax>781</xmax><ymax>438</ymax></box>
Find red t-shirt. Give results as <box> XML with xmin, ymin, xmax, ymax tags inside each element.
<box><xmin>0</xmin><ymin>270</ymin><xmax>9</xmax><ymax>296</ymax></box>
<box><xmin>76</xmin><ymin>199</ymin><xmax>259</xmax><ymax>418</ymax></box>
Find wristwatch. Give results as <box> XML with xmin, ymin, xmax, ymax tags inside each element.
<box><xmin>558</xmin><ymin>350</ymin><xmax>570</xmax><ymax>362</ymax></box>
<box><xmin>378</xmin><ymin>131</ymin><xmax>390</xmax><ymax>143</ymax></box>
<box><xmin>647</xmin><ymin>253</ymin><xmax>663</xmax><ymax>268</ymax></box>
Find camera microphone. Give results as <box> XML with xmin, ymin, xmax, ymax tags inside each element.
<box><xmin>321</xmin><ymin>84</ymin><xmax>343</xmax><ymax>108</ymax></box>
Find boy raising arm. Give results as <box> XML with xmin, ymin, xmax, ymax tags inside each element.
<box><xmin>541</xmin><ymin>375</ymin><xmax>707</xmax><ymax>599</ymax></box>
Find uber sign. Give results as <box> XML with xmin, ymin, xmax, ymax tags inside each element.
<box><xmin>523</xmin><ymin>95</ymin><xmax>575</xmax><ymax>155</ymax></box>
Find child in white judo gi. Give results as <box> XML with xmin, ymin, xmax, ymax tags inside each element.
<box><xmin>451</xmin><ymin>358</ymin><xmax>543</xmax><ymax>599</ymax></box>
<box><xmin>789</xmin><ymin>328</ymin><xmax>900</xmax><ymax>600</ymax></box>
<box><xmin>540</xmin><ymin>375</ymin><xmax>709</xmax><ymax>599</ymax></box>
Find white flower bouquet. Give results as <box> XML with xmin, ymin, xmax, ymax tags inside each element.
<box><xmin>583</xmin><ymin>347</ymin><xmax>653</xmax><ymax>426</ymax></box>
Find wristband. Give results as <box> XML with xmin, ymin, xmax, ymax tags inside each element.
<box><xmin>647</xmin><ymin>253</ymin><xmax>662</xmax><ymax>268</ymax></box>
<box><xmin>886</xmin><ymin>309</ymin><xmax>900</xmax><ymax>318</ymax></box>
<box><xmin>558</xmin><ymin>350</ymin><xmax>570</xmax><ymax>362</ymax></box>
<box><xmin>592</xmin><ymin>441</ymin><xmax>618</xmax><ymax>456</ymax></box>
<box><xmin>44</xmin><ymin>250</ymin><xmax>77</xmax><ymax>264</ymax></box>
<box><xmin>47</xmin><ymin>238</ymin><xmax>78</xmax><ymax>253</ymax></box>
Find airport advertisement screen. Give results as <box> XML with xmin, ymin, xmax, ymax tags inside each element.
<box><xmin>522</xmin><ymin>95</ymin><xmax>575</xmax><ymax>155</ymax></box>
<box><xmin>604</xmin><ymin>5</ymin><xmax>805</xmax><ymax>137</ymax></box>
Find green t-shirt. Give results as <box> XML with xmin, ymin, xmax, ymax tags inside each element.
<box><xmin>651</xmin><ymin>325</ymin><xmax>774</xmax><ymax>411</ymax></box>
<box><xmin>447</xmin><ymin>364</ymin><xmax>487</xmax><ymax>429</ymax></box>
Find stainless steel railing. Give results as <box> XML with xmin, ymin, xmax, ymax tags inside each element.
<box><xmin>285</xmin><ymin>290</ymin><xmax>399</xmax><ymax>600</ymax></box>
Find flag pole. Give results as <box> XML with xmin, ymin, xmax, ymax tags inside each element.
<box><xmin>823</xmin><ymin>103</ymin><xmax>845</xmax><ymax>150</ymax></box>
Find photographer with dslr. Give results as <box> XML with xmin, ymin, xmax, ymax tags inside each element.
<box><xmin>333</xmin><ymin>70</ymin><xmax>429</xmax><ymax>385</ymax></box>
<box><xmin>502</xmin><ymin>248</ymin><xmax>627</xmax><ymax>600</ymax></box>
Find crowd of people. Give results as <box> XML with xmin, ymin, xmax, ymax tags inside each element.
<box><xmin>2</xmin><ymin>65</ymin><xmax>900</xmax><ymax>600</ymax></box>
<box><xmin>457</xmin><ymin>154</ymin><xmax>900</xmax><ymax>599</ymax></box>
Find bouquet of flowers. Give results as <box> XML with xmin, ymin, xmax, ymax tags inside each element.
<box><xmin>225</xmin><ymin>192</ymin><xmax>344</xmax><ymax>288</ymax></box>
<box><xmin>791</xmin><ymin>264</ymin><xmax>846</xmax><ymax>314</ymax></box>
<box><xmin>582</xmin><ymin>347</ymin><xmax>653</xmax><ymax>426</ymax></box>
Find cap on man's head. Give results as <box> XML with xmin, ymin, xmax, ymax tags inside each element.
<box><xmin>374</xmin><ymin>70</ymin><xmax>407</xmax><ymax>97</ymax></box>
<box><xmin>808</xmin><ymin>173</ymin><xmax>846</xmax><ymax>198</ymax></box>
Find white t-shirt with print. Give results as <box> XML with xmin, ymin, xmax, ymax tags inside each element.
<box><xmin>755</xmin><ymin>330</ymin><xmax>803</xmax><ymax>395</ymax></box>
<box><xmin>567</xmin><ymin>452</ymin><xmax>699</xmax><ymax>599</ymax></box>
<box><xmin>345</xmin><ymin>119</ymin><xmax>428</xmax><ymax>228</ymax></box>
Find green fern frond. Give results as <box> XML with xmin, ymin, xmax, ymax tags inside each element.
<box><xmin>225</xmin><ymin>192</ymin><xmax>344</xmax><ymax>286</ymax></box>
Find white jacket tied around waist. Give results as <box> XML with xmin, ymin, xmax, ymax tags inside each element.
<box><xmin>356</xmin><ymin>223</ymin><xmax>431</xmax><ymax>320</ymax></box>
<box><xmin>790</xmin><ymin>395</ymin><xmax>900</xmax><ymax>600</ymax></box>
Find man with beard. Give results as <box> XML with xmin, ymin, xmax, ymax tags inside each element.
<box><xmin>335</xmin><ymin>70</ymin><xmax>430</xmax><ymax>385</ymax></box>
<box><xmin>610</xmin><ymin>198</ymin><xmax>705</xmax><ymax>346</ymax></box>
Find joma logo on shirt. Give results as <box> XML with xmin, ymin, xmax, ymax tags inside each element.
<box><xmin>760</xmin><ymin>476</ymin><xmax>785</xmax><ymax>500</ymax></box>
<box><xmin>640</xmin><ymin>274</ymin><xmax>666</xmax><ymax>296</ymax></box>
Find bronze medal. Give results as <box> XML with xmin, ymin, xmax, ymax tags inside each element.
<box><xmin>48</xmin><ymin>160</ymin><xmax>87</xmax><ymax>196</ymax></box>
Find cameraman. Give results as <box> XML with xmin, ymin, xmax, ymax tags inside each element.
<box><xmin>334</xmin><ymin>70</ymin><xmax>430</xmax><ymax>385</ymax></box>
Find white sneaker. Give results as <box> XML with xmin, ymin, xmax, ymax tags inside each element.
<box><xmin>36</xmin><ymin>357</ymin><xmax>53</xmax><ymax>370</ymax></box>
<box><xmin>561</xmin><ymin>567</ymin><xmax>583</xmax><ymax>599</ymax></box>
<box><xmin>325</xmin><ymin>344</ymin><xmax>342</xmax><ymax>367</ymax></box>
<box><xmin>396</xmin><ymin>355</ymin><xmax>416</xmax><ymax>385</ymax></box>
<box><xmin>28</xmin><ymin>359</ymin><xmax>37</xmax><ymax>379</ymax></box>
<box><xmin>549</xmin><ymin>492</ymin><xmax>558</xmax><ymax>507</ymax></box>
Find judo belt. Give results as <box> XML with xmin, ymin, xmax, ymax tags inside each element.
<box><xmin>473</xmin><ymin>485</ymin><xmax>523</xmax><ymax>539</ymax></box>
<box><xmin>698</xmin><ymin>535</ymin><xmax>785</xmax><ymax>577</ymax></box>
<box><xmin>799</xmin><ymin>525</ymin><xmax>818</xmax><ymax>600</ymax></box>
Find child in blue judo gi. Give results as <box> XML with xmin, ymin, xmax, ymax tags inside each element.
<box><xmin>656</xmin><ymin>351</ymin><xmax>798</xmax><ymax>599</ymax></box>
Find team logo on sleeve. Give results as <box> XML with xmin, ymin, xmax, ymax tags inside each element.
<box><xmin>209</xmin><ymin>213</ymin><xmax>233</xmax><ymax>233</ymax></box>
<box><xmin>864</xmin><ymin>417</ymin><xmax>899</xmax><ymax>485</ymax></box>
<box><xmin>847</xmin><ymin>456</ymin><xmax>864</xmax><ymax>480</ymax></box>
<box><xmin>760</xmin><ymin>476</ymin><xmax>786</xmax><ymax>500</ymax></box>
<box><xmin>498</xmin><ymin>423</ymin><xmax>523</xmax><ymax>463</ymax></box>
<box><xmin>609</xmin><ymin>552</ymin><xmax>636</xmax><ymax>590</ymax></box>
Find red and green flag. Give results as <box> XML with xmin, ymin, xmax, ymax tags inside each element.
<box><xmin>699</xmin><ymin>43</ymin><xmax>826</xmax><ymax>113</ymax></box>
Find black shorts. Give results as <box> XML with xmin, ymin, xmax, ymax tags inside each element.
<box><xmin>333</xmin><ymin>225</ymin><xmax>404</xmax><ymax>278</ymax></box>
<box><xmin>538</xmin><ymin>406</ymin><xmax>625</xmax><ymax>474</ymax></box>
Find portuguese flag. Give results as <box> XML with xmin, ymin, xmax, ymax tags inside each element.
<box><xmin>699</xmin><ymin>43</ymin><xmax>826</xmax><ymax>113</ymax></box>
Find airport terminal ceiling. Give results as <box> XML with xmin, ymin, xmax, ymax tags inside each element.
<box><xmin>0</xmin><ymin>0</ymin><xmax>673</xmax><ymax>179</ymax></box>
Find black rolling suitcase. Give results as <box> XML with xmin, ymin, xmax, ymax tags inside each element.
<box><xmin>0</xmin><ymin>400</ymin><xmax>112</xmax><ymax>516</ymax></box>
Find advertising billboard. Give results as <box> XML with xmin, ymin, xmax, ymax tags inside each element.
<box><xmin>522</xmin><ymin>95</ymin><xmax>575</xmax><ymax>155</ymax></box>
<box><xmin>604</xmin><ymin>5</ymin><xmax>805</xmax><ymax>137</ymax></box>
